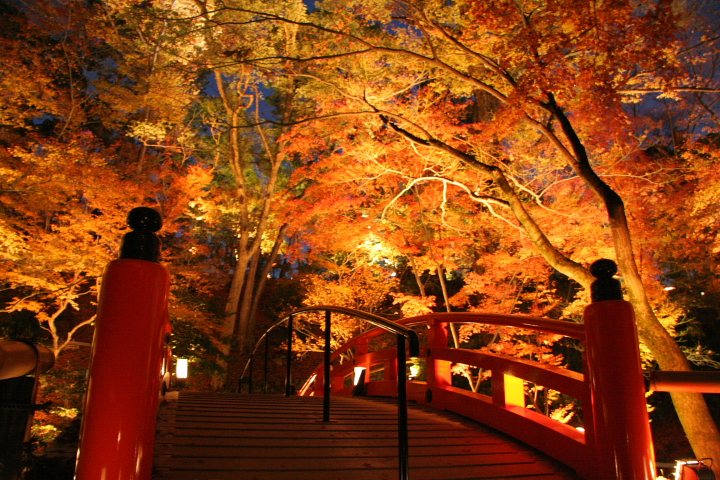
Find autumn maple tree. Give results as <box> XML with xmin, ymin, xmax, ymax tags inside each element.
<box><xmin>208</xmin><ymin>0</ymin><xmax>720</xmax><ymax>463</ymax></box>
<box><xmin>0</xmin><ymin>1</ymin><xmax>127</xmax><ymax>356</ymax></box>
<box><xmin>0</xmin><ymin>0</ymin><xmax>217</xmax><ymax>358</ymax></box>
<box><xmin>3</xmin><ymin>0</ymin><xmax>720</xmax><ymax>468</ymax></box>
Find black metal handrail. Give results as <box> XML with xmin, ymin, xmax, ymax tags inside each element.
<box><xmin>238</xmin><ymin>305</ymin><xmax>420</xmax><ymax>480</ymax></box>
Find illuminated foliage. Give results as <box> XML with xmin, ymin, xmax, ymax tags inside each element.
<box><xmin>2</xmin><ymin>0</ymin><xmax>720</xmax><ymax>465</ymax></box>
<box><xmin>218</xmin><ymin>0</ymin><xmax>720</xmax><ymax>462</ymax></box>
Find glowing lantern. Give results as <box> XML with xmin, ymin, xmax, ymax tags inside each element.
<box><xmin>176</xmin><ymin>358</ymin><xmax>189</xmax><ymax>379</ymax></box>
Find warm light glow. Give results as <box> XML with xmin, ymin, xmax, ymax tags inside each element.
<box><xmin>409</xmin><ymin>364</ymin><xmax>420</xmax><ymax>379</ymax></box>
<box><xmin>664</xmin><ymin>286</ymin><xmax>676</xmax><ymax>291</ymax></box>
<box><xmin>176</xmin><ymin>358</ymin><xmax>189</xmax><ymax>379</ymax></box>
<box><xmin>575</xmin><ymin>427</ymin><xmax>585</xmax><ymax>433</ymax></box>
<box><xmin>353</xmin><ymin>367</ymin><xmax>366</xmax><ymax>386</ymax></box>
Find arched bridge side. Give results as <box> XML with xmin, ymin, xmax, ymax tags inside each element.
<box><xmin>299</xmin><ymin>312</ymin><xmax>595</xmax><ymax>480</ymax></box>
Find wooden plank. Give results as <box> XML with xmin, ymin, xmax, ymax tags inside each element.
<box><xmin>154</xmin><ymin>393</ymin><xmax>582</xmax><ymax>480</ymax></box>
<box><xmin>155</xmin><ymin>435</ymin><xmax>507</xmax><ymax>448</ymax></box>
<box><xmin>159</xmin><ymin>428</ymin><xmax>497</xmax><ymax>439</ymax></box>
<box><xmin>154</xmin><ymin>443</ymin><xmax>520</xmax><ymax>458</ymax></box>
<box><xmin>164</xmin><ymin>421</ymin><xmax>486</xmax><ymax>431</ymax></box>
<box><xmin>170</xmin><ymin>412</ymin><xmax>458</xmax><ymax>421</ymax></box>
<box><xmin>154</xmin><ymin>463</ymin><xmax>574</xmax><ymax>480</ymax></box>
<box><xmin>154</xmin><ymin>451</ymin><xmax>538</xmax><ymax>471</ymax></box>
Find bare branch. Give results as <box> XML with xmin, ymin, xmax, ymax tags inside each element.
<box><xmin>619</xmin><ymin>87</ymin><xmax>720</xmax><ymax>95</ymax></box>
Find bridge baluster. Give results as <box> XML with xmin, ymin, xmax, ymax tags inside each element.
<box><xmin>75</xmin><ymin>207</ymin><xmax>170</xmax><ymax>480</ymax></box>
<box><xmin>323</xmin><ymin>310</ymin><xmax>331</xmax><ymax>422</ymax></box>
<box><xmin>248</xmin><ymin>353</ymin><xmax>254</xmax><ymax>394</ymax></box>
<box><xmin>263</xmin><ymin>334</ymin><xmax>269</xmax><ymax>394</ymax></box>
<box><xmin>286</xmin><ymin>314</ymin><xmax>294</xmax><ymax>396</ymax></box>
<box><xmin>397</xmin><ymin>333</ymin><xmax>410</xmax><ymax>480</ymax></box>
<box><xmin>425</xmin><ymin>319</ymin><xmax>451</xmax><ymax>403</ymax></box>
<box><xmin>584</xmin><ymin>259</ymin><xmax>655</xmax><ymax>480</ymax></box>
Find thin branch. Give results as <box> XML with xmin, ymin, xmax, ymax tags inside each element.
<box><xmin>57</xmin><ymin>315</ymin><xmax>96</xmax><ymax>355</ymax></box>
<box><xmin>381</xmin><ymin>176</ymin><xmax>520</xmax><ymax>233</ymax></box>
<box><xmin>619</xmin><ymin>87</ymin><xmax>720</xmax><ymax>94</ymax></box>
<box><xmin>184</xmin><ymin>7</ymin><xmax>510</xmax><ymax>102</ymax></box>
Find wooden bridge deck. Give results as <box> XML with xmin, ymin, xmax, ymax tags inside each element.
<box><xmin>153</xmin><ymin>392</ymin><xmax>582</xmax><ymax>480</ymax></box>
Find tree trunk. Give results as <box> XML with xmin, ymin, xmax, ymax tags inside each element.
<box><xmin>547</xmin><ymin>101</ymin><xmax>720</xmax><ymax>467</ymax></box>
<box><xmin>238</xmin><ymin>252</ymin><xmax>260</xmax><ymax>356</ymax></box>
<box><xmin>248</xmin><ymin>224</ymin><xmax>290</xmax><ymax>326</ymax></box>
<box><xmin>212</xmin><ymin>251</ymin><xmax>252</xmax><ymax>390</ymax></box>
<box><xmin>607</xmin><ymin>187</ymin><xmax>720</xmax><ymax>466</ymax></box>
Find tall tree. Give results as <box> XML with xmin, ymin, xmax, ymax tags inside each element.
<box><xmin>0</xmin><ymin>0</ymin><xmax>218</xmax><ymax>358</ymax></box>
<box><xmin>159</xmin><ymin>0</ymin><xmax>312</xmax><ymax>387</ymax></box>
<box><xmin>224</xmin><ymin>0</ymin><xmax>720</xmax><ymax>462</ymax></box>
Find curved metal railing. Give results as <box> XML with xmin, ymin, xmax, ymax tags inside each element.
<box><xmin>239</xmin><ymin>305</ymin><xmax>420</xmax><ymax>480</ymax></box>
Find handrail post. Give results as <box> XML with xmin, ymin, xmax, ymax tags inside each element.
<box><xmin>425</xmin><ymin>319</ymin><xmax>451</xmax><ymax>404</ymax></box>
<box><xmin>286</xmin><ymin>314</ymin><xmax>294</xmax><ymax>396</ymax></box>
<box><xmin>584</xmin><ymin>259</ymin><xmax>654</xmax><ymax>480</ymax></box>
<box><xmin>248</xmin><ymin>353</ymin><xmax>254</xmax><ymax>394</ymax></box>
<box><xmin>323</xmin><ymin>310</ymin><xmax>332</xmax><ymax>422</ymax></box>
<box><xmin>263</xmin><ymin>334</ymin><xmax>269</xmax><ymax>394</ymax></box>
<box><xmin>75</xmin><ymin>207</ymin><xmax>170</xmax><ymax>480</ymax></box>
<box><xmin>397</xmin><ymin>333</ymin><xmax>410</xmax><ymax>480</ymax></box>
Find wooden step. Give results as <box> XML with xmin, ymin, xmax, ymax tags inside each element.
<box><xmin>153</xmin><ymin>392</ymin><xmax>582</xmax><ymax>480</ymax></box>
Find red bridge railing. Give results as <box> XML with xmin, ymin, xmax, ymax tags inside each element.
<box><xmin>299</xmin><ymin>261</ymin><xmax>655</xmax><ymax>480</ymax></box>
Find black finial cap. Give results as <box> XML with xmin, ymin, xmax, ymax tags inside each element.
<box><xmin>590</xmin><ymin>259</ymin><xmax>623</xmax><ymax>302</ymax></box>
<box><xmin>127</xmin><ymin>207</ymin><xmax>162</xmax><ymax>232</ymax></box>
<box><xmin>119</xmin><ymin>207</ymin><xmax>162</xmax><ymax>262</ymax></box>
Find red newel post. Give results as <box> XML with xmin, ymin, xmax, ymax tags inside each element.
<box><xmin>425</xmin><ymin>319</ymin><xmax>451</xmax><ymax>399</ymax></box>
<box><xmin>75</xmin><ymin>207</ymin><xmax>171</xmax><ymax>480</ymax></box>
<box><xmin>583</xmin><ymin>259</ymin><xmax>655</xmax><ymax>480</ymax></box>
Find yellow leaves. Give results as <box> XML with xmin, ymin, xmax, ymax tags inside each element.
<box><xmin>391</xmin><ymin>294</ymin><xmax>436</xmax><ymax>317</ymax></box>
<box><xmin>0</xmin><ymin>221</ymin><xmax>28</xmax><ymax>259</ymax></box>
<box><xmin>653</xmin><ymin>301</ymin><xmax>686</xmax><ymax>337</ymax></box>
<box><xmin>301</xmin><ymin>264</ymin><xmax>397</xmax><ymax>314</ymax></box>
<box><xmin>129</xmin><ymin>121</ymin><xmax>173</xmax><ymax>143</ymax></box>
<box><xmin>7</xmin><ymin>298</ymin><xmax>44</xmax><ymax>314</ymax></box>
<box><xmin>687</xmin><ymin>148</ymin><xmax>720</xmax><ymax>216</ymax></box>
<box><xmin>560</xmin><ymin>289</ymin><xmax>591</xmax><ymax>321</ymax></box>
<box><xmin>549</xmin><ymin>402</ymin><xmax>576</xmax><ymax>424</ymax></box>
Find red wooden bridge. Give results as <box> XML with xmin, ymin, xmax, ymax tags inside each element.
<box><xmin>70</xmin><ymin>253</ymin><xmax>715</xmax><ymax>480</ymax></box>
<box><xmin>7</xmin><ymin>210</ymin><xmax>712</xmax><ymax>480</ymax></box>
<box><xmin>148</xmin><ymin>305</ymin><xmax>710</xmax><ymax>480</ymax></box>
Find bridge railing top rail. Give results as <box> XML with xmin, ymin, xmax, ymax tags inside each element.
<box><xmin>309</xmin><ymin>312</ymin><xmax>585</xmax><ymax>371</ymax></box>
<box><xmin>396</xmin><ymin>312</ymin><xmax>586</xmax><ymax>340</ymax></box>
